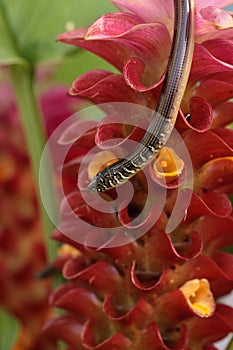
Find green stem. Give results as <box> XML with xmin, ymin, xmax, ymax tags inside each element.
<box><xmin>9</xmin><ymin>64</ymin><xmax>58</xmax><ymax>261</ymax></box>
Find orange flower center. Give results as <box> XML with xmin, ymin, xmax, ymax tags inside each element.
<box><xmin>0</xmin><ymin>153</ymin><xmax>16</xmax><ymax>183</ymax></box>
<box><xmin>179</xmin><ymin>278</ymin><xmax>215</xmax><ymax>317</ymax></box>
<box><xmin>153</xmin><ymin>147</ymin><xmax>184</xmax><ymax>183</ymax></box>
<box><xmin>58</xmin><ymin>244</ymin><xmax>81</xmax><ymax>258</ymax></box>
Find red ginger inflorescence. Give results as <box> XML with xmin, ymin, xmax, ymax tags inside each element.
<box><xmin>39</xmin><ymin>1</ymin><xmax>233</xmax><ymax>349</ymax></box>
<box><xmin>0</xmin><ymin>77</ymin><xmax>76</xmax><ymax>350</ymax></box>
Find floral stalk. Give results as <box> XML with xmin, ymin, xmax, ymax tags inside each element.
<box><xmin>0</xmin><ymin>75</ymin><xmax>77</xmax><ymax>349</ymax></box>
<box><xmin>9</xmin><ymin>65</ymin><xmax>56</xmax><ymax>259</ymax></box>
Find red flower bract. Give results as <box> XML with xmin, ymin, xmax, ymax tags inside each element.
<box><xmin>39</xmin><ymin>1</ymin><xmax>233</xmax><ymax>349</ymax></box>
<box><xmin>0</xmin><ymin>81</ymin><xmax>51</xmax><ymax>349</ymax></box>
<box><xmin>0</xmin><ymin>76</ymin><xmax>77</xmax><ymax>350</ymax></box>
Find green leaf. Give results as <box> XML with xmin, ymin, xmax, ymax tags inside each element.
<box><xmin>0</xmin><ymin>0</ymin><xmax>116</xmax><ymax>65</ymax></box>
<box><xmin>0</xmin><ymin>2</ymin><xmax>27</xmax><ymax>66</ymax></box>
<box><xmin>0</xmin><ymin>308</ymin><xmax>19</xmax><ymax>350</ymax></box>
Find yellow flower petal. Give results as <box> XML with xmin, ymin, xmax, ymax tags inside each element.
<box><xmin>153</xmin><ymin>147</ymin><xmax>184</xmax><ymax>183</ymax></box>
<box><xmin>179</xmin><ymin>278</ymin><xmax>215</xmax><ymax>318</ymax></box>
<box><xmin>58</xmin><ymin>244</ymin><xmax>81</xmax><ymax>258</ymax></box>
